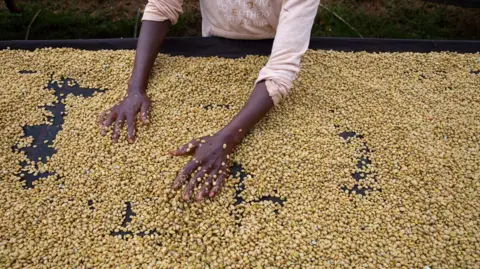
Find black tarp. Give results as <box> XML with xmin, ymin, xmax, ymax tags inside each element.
<box><xmin>1</xmin><ymin>37</ymin><xmax>479</xmax><ymax>58</ymax></box>
<box><xmin>425</xmin><ymin>0</ymin><xmax>480</xmax><ymax>8</ymax></box>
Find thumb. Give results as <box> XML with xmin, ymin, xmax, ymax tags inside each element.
<box><xmin>169</xmin><ymin>139</ymin><xmax>200</xmax><ymax>156</ymax></box>
<box><xmin>140</xmin><ymin>99</ymin><xmax>151</xmax><ymax>125</ymax></box>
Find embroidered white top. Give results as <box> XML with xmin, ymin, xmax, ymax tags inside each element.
<box><xmin>143</xmin><ymin>0</ymin><xmax>319</xmax><ymax>105</ymax></box>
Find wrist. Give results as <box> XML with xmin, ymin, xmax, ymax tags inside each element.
<box><xmin>216</xmin><ymin>125</ymin><xmax>246</xmax><ymax>147</ymax></box>
<box><xmin>128</xmin><ymin>86</ymin><xmax>146</xmax><ymax>95</ymax></box>
<box><xmin>127</xmin><ymin>80</ymin><xmax>146</xmax><ymax>95</ymax></box>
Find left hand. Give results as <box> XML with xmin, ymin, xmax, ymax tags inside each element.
<box><xmin>169</xmin><ymin>82</ymin><xmax>273</xmax><ymax>202</ymax></box>
<box><xmin>170</xmin><ymin>133</ymin><xmax>237</xmax><ymax>202</ymax></box>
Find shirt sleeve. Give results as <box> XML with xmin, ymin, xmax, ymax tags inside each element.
<box><xmin>255</xmin><ymin>0</ymin><xmax>320</xmax><ymax>105</ymax></box>
<box><xmin>142</xmin><ymin>0</ymin><xmax>183</xmax><ymax>25</ymax></box>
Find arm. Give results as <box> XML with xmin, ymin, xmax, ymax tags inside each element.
<box><xmin>170</xmin><ymin>82</ymin><xmax>273</xmax><ymax>201</ymax></box>
<box><xmin>217</xmin><ymin>81</ymin><xmax>274</xmax><ymax>145</ymax></box>
<box><xmin>98</xmin><ymin>0</ymin><xmax>184</xmax><ymax>143</ymax></box>
<box><xmin>171</xmin><ymin>0</ymin><xmax>320</xmax><ymax>202</ymax></box>
<box><xmin>128</xmin><ymin>21</ymin><xmax>170</xmax><ymax>95</ymax></box>
<box><xmin>256</xmin><ymin>0</ymin><xmax>320</xmax><ymax>105</ymax></box>
<box><xmin>98</xmin><ymin>21</ymin><xmax>169</xmax><ymax>143</ymax></box>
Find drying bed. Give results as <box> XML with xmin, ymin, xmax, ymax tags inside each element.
<box><xmin>0</xmin><ymin>38</ymin><xmax>479</xmax><ymax>268</ymax></box>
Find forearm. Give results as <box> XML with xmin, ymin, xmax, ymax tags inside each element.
<box><xmin>128</xmin><ymin>20</ymin><xmax>170</xmax><ymax>94</ymax></box>
<box><xmin>218</xmin><ymin>81</ymin><xmax>274</xmax><ymax>145</ymax></box>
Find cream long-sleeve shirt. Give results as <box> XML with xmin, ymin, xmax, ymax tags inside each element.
<box><xmin>143</xmin><ymin>0</ymin><xmax>319</xmax><ymax>105</ymax></box>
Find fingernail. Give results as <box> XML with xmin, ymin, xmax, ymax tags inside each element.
<box><xmin>172</xmin><ymin>181</ymin><xmax>182</xmax><ymax>189</ymax></box>
<box><xmin>209</xmin><ymin>192</ymin><xmax>215</xmax><ymax>198</ymax></box>
<box><xmin>128</xmin><ymin>138</ymin><xmax>135</xmax><ymax>144</ymax></box>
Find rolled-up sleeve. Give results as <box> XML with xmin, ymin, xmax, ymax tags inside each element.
<box><xmin>256</xmin><ymin>0</ymin><xmax>320</xmax><ymax>105</ymax></box>
<box><xmin>142</xmin><ymin>0</ymin><xmax>183</xmax><ymax>25</ymax></box>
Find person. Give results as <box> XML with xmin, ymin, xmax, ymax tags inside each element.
<box><xmin>98</xmin><ymin>0</ymin><xmax>319</xmax><ymax>202</ymax></box>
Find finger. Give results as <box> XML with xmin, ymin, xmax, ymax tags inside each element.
<box><xmin>172</xmin><ymin>160</ymin><xmax>200</xmax><ymax>190</ymax></box>
<box><xmin>98</xmin><ymin>111</ymin><xmax>107</xmax><ymax>128</ymax></box>
<box><xmin>196</xmin><ymin>166</ymin><xmax>219</xmax><ymax>201</ymax></box>
<box><xmin>210</xmin><ymin>173</ymin><xmax>227</xmax><ymax>198</ymax></box>
<box><xmin>169</xmin><ymin>139</ymin><xmax>201</xmax><ymax>156</ymax></box>
<box><xmin>104</xmin><ymin>112</ymin><xmax>117</xmax><ymax>127</ymax></box>
<box><xmin>98</xmin><ymin>111</ymin><xmax>108</xmax><ymax>136</ymax></box>
<box><xmin>184</xmin><ymin>167</ymin><xmax>209</xmax><ymax>201</ymax></box>
<box><xmin>126</xmin><ymin>114</ymin><xmax>135</xmax><ymax>143</ymax></box>
<box><xmin>112</xmin><ymin>113</ymin><xmax>125</xmax><ymax>143</ymax></box>
<box><xmin>140</xmin><ymin>99</ymin><xmax>151</xmax><ymax>125</ymax></box>
<box><xmin>100</xmin><ymin>111</ymin><xmax>117</xmax><ymax>136</ymax></box>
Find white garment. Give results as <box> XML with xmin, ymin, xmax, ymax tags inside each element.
<box><xmin>143</xmin><ymin>0</ymin><xmax>319</xmax><ymax>105</ymax></box>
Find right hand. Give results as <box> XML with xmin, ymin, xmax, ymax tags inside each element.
<box><xmin>98</xmin><ymin>91</ymin><xmax>151</xmax><ymax>143</ymax></box>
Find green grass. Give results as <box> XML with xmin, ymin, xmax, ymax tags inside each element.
<box><xmin>1</xmin><ymin>2</ymin><xmax>479</xmax><ymax>40</ymax></box>
<box><xmin>312</xmin><ymin>4</ymin><xmax>476</xmax><ymax>39</ymax></box>
<box><xmin>0</xmin><ymin>5</ymin><xmax>135</xmax><ymax>40</ymax></box>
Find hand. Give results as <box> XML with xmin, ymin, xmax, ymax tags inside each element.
<box><xmin>170</xmin><ymin>133</ymin><xmax>238</xmax><ymax>202</ymax></box>
<box><xmin>98</xmin><ymin>91</ymin><xmax>151</xmax><ymax>143</ymax></box>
